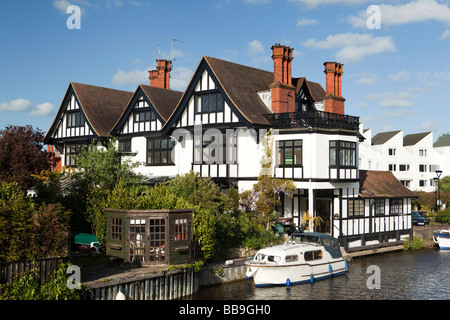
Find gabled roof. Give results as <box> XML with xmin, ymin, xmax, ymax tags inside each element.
<box><xmin>403</xmin><ymin>132</ymin><xmax>431</xmax><ymax>146</ymax></box>
<box><xmin>139</xmin><ymin>85</ymin><xmax>183</xmax><ymax>122</ymax></box>
<box><xmin>44</xmin><ymin>82</ymin><xmax>133</xmax><ymax>142</ymax></box>
<box><xmin>371</xmin><ymin>130</ymin><xmax>402</xmax><ymax>145</ymax></box>
<box><xmin>359</xmin><ymin>170</ymin><xmax>417</xmax><ymax>198</ymax></box>
<box><xmin>162</xmin><ymin>56</ymin><xmax>326</xmax><ymax>131</ymax></box>
<box><xmin>434</xmin><ymin>134</ymin><xmax>450</xmax><ymax>147</ymax></box>
<box><xmin>111</xmin><ymin>84</ymin><xmax>183</xmax><ymax>134</ymax></box>
<box><xmin>204</xmin><ymin>56</ymin><xmax>274</xmax><ymax>125</ymax></box>
<box><xmin>293</xmin><ymin>77</ymin><xmax>326</xmax><ymax>102</ymax></box>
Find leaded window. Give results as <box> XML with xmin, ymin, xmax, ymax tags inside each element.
<box><xmin>146</xmin><ymin>137</ymin><xmax>175</xmax><ymax>166</ymax></box>
<box><xmin>330</xmin><ymin>141</ymin><xmax>357</xmax><ymax>167</ymax></box>
<box><xmin>348</xmin><ymin>199</ymin><xmax>365</xmax><ymax>217</ymax></box>
<box><xmin>277</xmin><ymin>140</ymin><xmax>302</xmax><ymax>167</ymax></box>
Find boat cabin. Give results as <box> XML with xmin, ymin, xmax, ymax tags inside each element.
<box><xmin>105</xmin><ymin>209</ymin><xmax>194</xmax><ymax>265</ymax></box>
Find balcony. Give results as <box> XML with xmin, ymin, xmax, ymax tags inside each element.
<box><xmin>263</xmin><ymin>110</ymin><xmax>360</xmax><ymax>131</ymax></box>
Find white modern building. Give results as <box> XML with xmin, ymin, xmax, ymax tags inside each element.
<box><xmin>44</xmin><ymin>43</ymin><xmax>417</xmax><ymax>253</ymax></box>
<box><xmin>359</xmin><ymin>127</ymin><xmax>449</xmax><ymax>193</ymax></box>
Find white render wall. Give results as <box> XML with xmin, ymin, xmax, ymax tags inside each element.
<box><xmin>359</xmin><ymin>125</ymin><xmax>447</xmax><ymax>192</ymax></box>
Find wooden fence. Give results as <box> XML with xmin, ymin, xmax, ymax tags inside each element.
<box><xmin>83</xmin><ymin>267</ymin><xmax>197</xmax><ymax>300</ymax></box>
<box><xmin>0</xmin><ymin>257</ymin><xmax>67</xmax><ymax>286</ymax></box>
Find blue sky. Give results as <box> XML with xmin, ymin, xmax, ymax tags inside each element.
<box><xmin>1</xmin><ymin>0</ymin><xmax>450</xmax><ymax>141</ymax></box>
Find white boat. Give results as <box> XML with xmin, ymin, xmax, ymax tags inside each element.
<box><xmin>245</xmin><ymin>232</ymin><xmax>348</xmax><ymax>287</ymax></box>
<box><xmin>433</xmin><ymin>230</ymin><xmax>450</xmax><ymax>249</ymax></box>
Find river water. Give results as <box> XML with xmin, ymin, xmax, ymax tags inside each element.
<box><xmin>191</xmin><ymin>249</ymin><xmax>450</xmax><ymax>300</ymax></box>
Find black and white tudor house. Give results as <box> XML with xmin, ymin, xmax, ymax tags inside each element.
<box><xmin>44</xmin><ymin>43</ymin><xmax>417</xmax><ymax>254</ymax></box>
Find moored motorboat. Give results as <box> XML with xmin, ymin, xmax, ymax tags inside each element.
<box><xmin>433</xmin><ymin>230</ymin><xmax>450</xmax><ymax>249</ymax></box>
<box><xmin>245</xmin><ymin>232</ymin><xmax>348</xmax><ymax>287</ymax></box>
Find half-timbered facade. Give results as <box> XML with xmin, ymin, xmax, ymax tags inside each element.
<box><xmin>45</xmin><ymin>43</ymin><xmax>416</xmax><ymax>254</ymax></box>
<box><xmin>44</xmin><ymin>82</ymin><xmax>133</xmax><ymax>167</ymax></box>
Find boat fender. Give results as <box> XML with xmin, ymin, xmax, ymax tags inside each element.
<box><xmin>345</xmin><ymin>261</ymin><xmax>349</xmax><ymax>271</ymax></box>
<box><xmin>286</xmin><ymin>278</ymin><xmax>291</xmax><ymax>287</ymax></box>
<box><xmin>328</xmin><ymin>264</ymin><xmax>333</xmax><ymax>274</ymax></box>
<box><xmin>310</xmin><ymin>273</ymin><xmax>314</xmax><ymax>284</ymax></box>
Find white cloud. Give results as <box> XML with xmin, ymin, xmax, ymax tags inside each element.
<box><xmin>52</xmin><ymin>0</ymin><xmax>72</xmax><ymax>14</ymax></box>
<box><xmin>419</xmin><ymin>121</ymin><xmax>438</xmax><ymax>132</ymax></box>
<box><xmin>289</xmin><ymin>0</ymin><xmax>371</xmax><ymax>8</ymax></box>
<box><xmin>0</xmin><ymin>98</ymin><xmax>54</xmax><ymax>116</ymax></box>
<box><xmin>248</xmin><ymin>40</ymin><xmax>265</xmax><ymax>56</ymax></box>
<box><xmin>296</xmin><ymin>17</ymin><xmax>318</xmax><ymax>26</ymax></box>
<box><xmin>352</xmin><ymin>72</ymin><xmax>378</xmax><ymax>85</ymax></box>
<box><xmin>388</xmin><ymin>70</ymin><xmax>411</xmax><ymax>83</ymax></box>
<box><xmin>112</xmin><ymin>68</ymin><xmax>149</xmax><ymax>86</ymax></box>
<box><xmin>350</xmin><ymin>0</ymin><xmax>450</xmax><ymax>28</ymax></box>
<box><xmin>0</xmin><ymin>98</ymin><xmax>32</xmax><ymax>111</ymax></box>
<box><xmin>441</xmin><ymin>30</ymin><xmax>450</xmax><ymax>40</ymax></box>
<box><xmin>170</xmin><ymin>66</ymin><xmax>194</xmax><ymax>91</ymax></box>
<box><xmin>29</xmin><ymin>102</ymin><xmax>55</xmax><ymax>116</ymax></box>
<box><xmin>379</xmin><ymin>91</ymin><xmax>414</xmax><ymax>108</ymax></box>
<box><xmin>304</xmin><ymin>33</ymin><xmax>395</xmax><ymax>63</ymax></box>
<box><xmin>243</xmin><ymin>0</ymin><xmax>271</xmax><ymax>4</ymax></box>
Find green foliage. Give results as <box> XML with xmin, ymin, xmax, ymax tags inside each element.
<box><xmin>404</xmin><ymin>236</ymin><xmax>424</xmax><ymax>250</ymax></box>
<box><xmin>75</xmin><ymin>139</ymin><xmax>143</xmax><ymax>192</ymax></box>
<box><xmin>435</xmin><ymin>207</ymin><xmax>450</xmax><ymax>223</ymax></box>
<box><xmin>0</xmin><ymin>182</ymin><xmax>71</xmax><ymax>262</ymax></box>
<box><xmin>0</xmin><ymin>262</ymin><xmax>85</xmax><ymax>300</ymax></box>
<box><xmin>240</xmin><ymin>176</ymin><xmax>296</xmax><ymax>226</ymax></box>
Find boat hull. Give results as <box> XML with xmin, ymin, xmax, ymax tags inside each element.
<box><xmin>246</xmin><ymin>258</ymin><xmax>348</xmax><ymax>287</ymax></box>
<box><xmin>434</xmin><ymin>231</ymin><xmax>450</xmax><ymax>250</ymax></box>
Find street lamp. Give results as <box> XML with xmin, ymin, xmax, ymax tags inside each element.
<box><xmin>435</xmin><ymin>170</ymin><xmax>443</xmax><ymax>211</ymax></box>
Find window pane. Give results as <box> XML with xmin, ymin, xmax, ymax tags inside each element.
<box><xmin>202</xmin><ymin>95</ymin><xmax>209</xmax><ymax>112</ymax></box>
<box><xmin>210</xmin><ymin>94</ymin><xmax>217</xmax><ymax>111</ymax></box>
<box><xmin>284</xmin><ymin>148</ymin><xmax>293</xmax><ymax>165</ymax></box>
<box><xmin>217</xmin><ymin>94</ymin><xmax>223</xmax><ymax>111</ymax></box>
<box><xmin>294</xmin><ymin>147</ymin><xmax>302</xmax><ymax>165</ymax></box>
<box><xmin>330</xmin><ymin>148</ymin><xmax>336</xmax><ymax>166</ymax></box>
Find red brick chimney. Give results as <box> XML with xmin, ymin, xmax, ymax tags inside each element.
<box><xmin>270</xmin><ymin>44</ymin><xmax>295</xmax><ymax>114</ymax></box>
<box><xmin>323</xmin><ymin>62</ymin><xmax>345</xmax><ymax>115</ymax></box>
<box><xmin>149</xmin><ymin>59</ymin><xmax>172</xmax><ymax>89</ymax></box>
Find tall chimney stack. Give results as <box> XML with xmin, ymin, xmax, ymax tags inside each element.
<box><xmin>149</xmin><ymin>59</ymin><xmax>172</xmax><ymax>89</ymax></box>
<box><xmin>270</xmin><ymin>44</ymin><xmax>295</xmax><ymax>114</ymax></box>
<box><xmin>323</xmin><ymin>62</ymin><xmax>345</xmax><ymax>115</ymax></box>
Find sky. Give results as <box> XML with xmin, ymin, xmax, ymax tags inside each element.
<box><xmin>1</xmin><ymin>0</ymin><xmax>450</xmax><ymax>142</ymax></box>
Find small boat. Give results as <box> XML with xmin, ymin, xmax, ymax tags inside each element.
<box><xmin>245</xmin><ymin>232</ymin><xmax>348</xmax><ymax>287</ymax></box>
<box><xmin>433</xmin><ymin>230</ymin><xmax>450</xmax><ymax>250</ymax></box>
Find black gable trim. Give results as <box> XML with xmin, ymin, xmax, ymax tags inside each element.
<box><xmin>110</xmin><ymin>86</ymin><xmax>165</xmax><ymax>136</ymax></box>
<box><xmin>44</xmin><ymin>84</ymin><xmax>98</xmax><ymax>144</ymax></box>
<box><xmin>161</xmin><ymin>58</ymin><xmax>253</xmax><ymax>136</ymax></box>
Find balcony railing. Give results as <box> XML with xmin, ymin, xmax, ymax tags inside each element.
<box><xmin>263</xmin><ymin>110</ymin><xmax>360</xmax><ymax>131</ymax></box>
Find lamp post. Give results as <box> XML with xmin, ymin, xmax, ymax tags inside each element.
<box><xmin>435</xmin><ymin>170</ymin><xmax>443</xmax><ymax>211</ymax></box>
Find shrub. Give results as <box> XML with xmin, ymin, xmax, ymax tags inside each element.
<box><xmin>435</xmin><ymin>208</ymin><xmax>450</xmax><ymax>223</ymax></box>
<box><xmin>0</xmin><ymin>262</ymin><xmax>85</xmax><ymax>300</ymax></box>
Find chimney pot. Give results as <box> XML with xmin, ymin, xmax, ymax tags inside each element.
<box><xmin>323</xmin><ymin>61</ymin><xmax>345</xmax><ymax>114</ymax></box>
<box><xmin>149</xmin><ymin>59</ymin><xmax>172</xmax><ymax>89</ymax></box>
<box><xmin>270</xmin><ymin>44</ymin><xmax>295</xmax><ymax>113</ymax></box>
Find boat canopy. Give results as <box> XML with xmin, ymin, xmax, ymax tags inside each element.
<box><xmin>291</xmin><ymin>232</ymin><xmax>342</xmax><ymax>258</ymax></box>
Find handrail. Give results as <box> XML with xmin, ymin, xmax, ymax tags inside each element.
<box><xmin>263</xmin><ymin>110</ymin><xmax>360</xmax><ymax>131</ymax></box>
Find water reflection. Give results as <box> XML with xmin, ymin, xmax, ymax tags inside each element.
<box><xmin>191</xmin><ymin>249</ymin><xmax>450</xmax><ymax>300</ymax></box>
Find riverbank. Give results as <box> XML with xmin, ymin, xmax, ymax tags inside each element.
<box><xmin>80</xmin><ymin>224</ymin><xmax>450</xmax><ymax>300</ymax></box>
<box><xmin>413</xmin><ymin>224</ymin><xmax>450</xmax><ymax>248</ymax></box>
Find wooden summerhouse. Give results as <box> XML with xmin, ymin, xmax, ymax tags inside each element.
<box><xmin>105</xmin><ymin>209</ymin><xmax>194</xmax><ymax>265</ymax></box>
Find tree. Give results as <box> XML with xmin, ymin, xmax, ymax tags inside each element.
<box><xmin>74</xmin><ymin>139</ymin><xmax>143</xmax><ymax>192</ymax></box>
<box><xmin>0</xmin><ymin>182</ymin><xmax>71</xmax><ymax>262</ymax></box>
<box><xmin>0</xmin><ymin>125</ymin><xmax>51</xmax><ymax>190</ymax></box>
